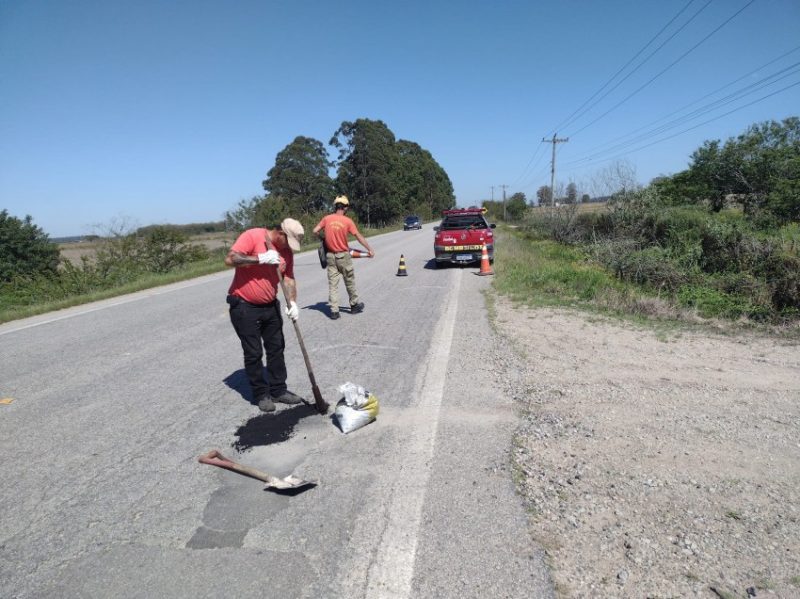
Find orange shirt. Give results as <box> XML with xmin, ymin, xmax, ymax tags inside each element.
<box><xmin>316</xmin><ymin>213</ymin><xmax>359</xmax><ymax>253</ymax></box>
<box><xmin>227</xmin><ymin>228</ymin><xmax>294</xmax><ymax>304</ymax></box>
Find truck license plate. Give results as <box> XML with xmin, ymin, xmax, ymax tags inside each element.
<box><xmin>456</xmin><ymin>254</ymin><xmax>472</xmax><ymax>261</ymax></box>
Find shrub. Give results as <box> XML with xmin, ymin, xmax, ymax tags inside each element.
<box><xmin>0</xmin><ymin>210</ymin><xmax>60</xmax><ymax>282</ymax></box>
<box><xmin>93</xmin><ymin>226</ymin><xmax>209</xmax><ymax>279</ymax></box>
<box><xmin>759</xmin><ymin>252</ymin><xmax>800</xmax><ymax>311</ymax></box>
<box><xmin>677</xmin><ymin>285</ymin><xmax>763</xmax><ymax>320</ymax></box>
<box><xmin>593</xmin><ymin>244</ymin><xmax>689</xmax><ymax>292</ymax></box>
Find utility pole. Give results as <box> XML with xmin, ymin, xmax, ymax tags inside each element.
<box><xmin>542</xmin><ymin>133</ymin><xmax>569</xmax><ymax>205</ymax></box>
<box><xmin>490</xmin><ymin>185</ymin><xmax>495</xmax><ymax>202</ymax></box>
<box><xmin>499</xmin><ymin>184</ymin><xmax>508</xmax><ymax>220</ymax></box>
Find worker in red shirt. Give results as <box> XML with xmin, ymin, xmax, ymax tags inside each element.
<box><xmin>224</xmin><ymin>218</ymin><xmax>305</xmax><ymax>413</ymax></box>
<box><xmin>313</xmin><ymin>195</ymin><xmax>375</xmax><ymax>320</ymax></box>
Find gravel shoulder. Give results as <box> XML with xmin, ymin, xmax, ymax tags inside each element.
<box><xmin>492</xmin><ymin>297</ymin><xmax>800</xmax><ymax>598</ymax></box>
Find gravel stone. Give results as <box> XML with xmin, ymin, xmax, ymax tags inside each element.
<box><xmin>493</xmin><ymin>299</ymin><xmax>800</xmax><ymax>599</ymax></box>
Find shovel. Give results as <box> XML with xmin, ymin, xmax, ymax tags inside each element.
<box><xmin>277</xmin><ymin>272</ymin><xmax>329</xmax><ymax>414</ymax></box>
<box><xmin>265</xmin><ymin>235</ymin><xmax>329</xmax><ymax>414</ymax></box>
<box><xmin>198</xmin><ymin>449</ymin><xmax>315</xmax><ymax>490</ymax></box>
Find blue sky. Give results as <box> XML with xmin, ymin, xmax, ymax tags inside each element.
<box><xmin>1</xmin><ymin>0</ymin><xmax>798</xmax><ymax>237</ymax></box>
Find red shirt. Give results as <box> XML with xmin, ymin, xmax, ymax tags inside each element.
<box><xmin>316</xmin><ymin>213</ymin><xmax>358</xmax><ymax>253</ymax></box>
<box><xmin>227</xmin><ymin>228</ymin><xmax>294</xmax><ymax>304</ymax></box>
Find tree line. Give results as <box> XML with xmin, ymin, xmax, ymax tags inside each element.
<box><xmin>225</xmin><ymin>118</ymin><xmax>455</xmax><ymax>232</ymax></box>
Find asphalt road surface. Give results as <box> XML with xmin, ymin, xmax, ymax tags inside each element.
<box><xmin>0</xmin><ymin>226</ymin><xmax>553</xmax><ymax>598</ymax></box>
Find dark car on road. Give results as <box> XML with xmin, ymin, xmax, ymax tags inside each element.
<box><xmin>433</xmin><ymin>208</ymin><xmax>495</xmax><ymax>267</ymax></box>
<box><xmin>403</xmin><ymin>215</ymin><xmax>422</xmax><ymax>230</ymax></box>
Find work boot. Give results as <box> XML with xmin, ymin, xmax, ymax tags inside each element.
<box><xmin>330</xmin><ymin>311</ymin><xmax>340</xmax><ymax>320</ymax></box>
<box><xmin>271</xmin><ymin>390</ymin><xmax>304</xmax><ymax>405</ymax></box>
<box><xmin>257</xmin><ymin>396</ymin><xmax>276</xmax><ymax>413</ymax></box>
<box><xmin>350</xmin><ymin>302</ymin><xmax>365</xmax><ymax>314</ymax></box>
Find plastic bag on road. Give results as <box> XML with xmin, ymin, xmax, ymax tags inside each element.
<box><xmin>334</xmin><ymin>382</ymin><xmax>379</xmax><ymax>434</ymax></box>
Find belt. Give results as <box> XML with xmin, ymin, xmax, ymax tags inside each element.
<box><xmin>227</xmin><ymin>294</ymin><xmax>277</xmax><ymax>308</ymax></box>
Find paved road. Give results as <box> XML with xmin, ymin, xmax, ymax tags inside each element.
<box><xmin>0</xmin><ymin>227</ymin><xmax>552</xmax><ymax>598</ymax></box>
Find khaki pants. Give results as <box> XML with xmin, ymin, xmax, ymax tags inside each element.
<box><xmin>327</xmin><ymin>251</ymin><xmax>359</xmax><ymax>312</ymax></box>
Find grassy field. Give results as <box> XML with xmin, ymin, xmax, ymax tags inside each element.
<box><xmin>57</xmin><ymin>232</ymin><xmax>234</xmax><ymax>265</ymax></box>
<box><xmin>491</xmin><ymin>226</ymin><xmax>751</xmax><ymax>334</ymax></box>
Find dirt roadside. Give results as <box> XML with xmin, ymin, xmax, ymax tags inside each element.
<box><xmin>492</xmin><ymin>297</ymin><xmax>800</xmax><ymax>598</ymax></box>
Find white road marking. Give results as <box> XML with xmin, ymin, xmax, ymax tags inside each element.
<box><xmin>363</xmin><ymin>268</ymin><xmax>462</xmax><ymax>598</ymax></box>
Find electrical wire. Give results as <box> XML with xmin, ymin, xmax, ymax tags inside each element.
<box><xmin>563</xmin><ymin>61</ymin><xmax>800</xmax><ymax>166</ymax></box>
<box><xmin>565</xmin><ymin>0</ymin><xmax>758</xmax><ymax>138</ymax></box>
<box><xmin>560</xmin><ymin>79</ymin><xmax>800</xmax><ymax>175</ymax></box>
<box><xmin>553</xmin><ymin>0</ymin><xmax>710</xmax><ymax>137</ymax></box>
<box><xmin>513</xmin><ymin>0</ymin><xmax>711</xmax><ymax>195</ymax></box>
<box><xmin>564</xmin><ymin>45</ymin><xmax>800</xmax><ymax>161</ymax></box>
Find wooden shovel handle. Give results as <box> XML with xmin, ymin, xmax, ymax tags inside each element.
<box><xmin>197</xmin><ymin>449</ymin><xmax>270</xmax><ymax>482</ymax></box>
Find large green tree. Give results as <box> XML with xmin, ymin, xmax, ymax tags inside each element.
<box><xmin>673</xmin><ymin>117</ymin><xmax>800</xmax><ymax>222</ymax></box>
<box><xmin>0</xmin><ymin>210</ymin><xmax>60</xmax><ymax>282</ymax></box>
<box><xmin>329</xmin><ymin>118</ymin><xmax>454</xmax><ymax>225</ymax></box>
<box><xmin>330</xmin><ymin>119</ymin><xmax>400</xmax><ymax>226</ymax></box>
<box><xmin>506</xmin><ymin>192</ymin><xmax>528</xmax><ymax>220</ymax></box>
<box><xmin>566</xmin><ymin>182</ymin><xmax>578</xmax><ymax>204</ymax></box>
<box><xmin>536</xmin><ymin>185</ymin><xmax>552</xmax><ymax>206</ymax></box>
<box><xmin>262</xmin><ymin>136</ymin><xmax>335</xmax><ymax>215</ymax></box>
<box><xmin>395</xmin><ymin>140</ymin><xmax>454</xmax><ymax>219</ymax></box>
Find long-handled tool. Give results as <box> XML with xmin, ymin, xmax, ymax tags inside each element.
<box><xmin>277</xmin><ymin>273</ymin><xmax>329</xmax><ymax>414</ymax></box>
<box><xmin>266</xmin><ymin>237</ymin><xmax>329</xmax><ymax>414</ymax></box>
<box><xmin>198</xmin><ymin>449</ymin><xmax>314</xmax><ymax>490</ymax></box>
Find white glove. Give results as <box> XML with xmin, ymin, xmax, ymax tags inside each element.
<box><xmin>285</xmin><ymin>301</ymin><xmax>299</xmax><ymax>322</ymax></box>
<box><xmin>258</xmin><ymin>249</ymin><xmax>280</xmax><ymax>265</ymax></box>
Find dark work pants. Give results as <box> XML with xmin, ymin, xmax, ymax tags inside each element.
<box><xmin>227</xmin><ymin>296</ymin><xmax>287</xmax><ymax>401</ymax></box>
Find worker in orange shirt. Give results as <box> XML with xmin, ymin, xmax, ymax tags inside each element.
<box><xmin>312</xmin><ymin>195</ymin><xmax>374</xmax><ymax>320</ymax></box>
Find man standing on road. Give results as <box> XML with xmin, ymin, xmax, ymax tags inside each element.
<box><xmin>225</xmin><ymin>218</ymin><xmax>305</xmax><ymax>413</ymax></box>
<box><xmin>313</xmin><ymin>195</ymin><xmax>375</xmax><ymax>320</ymax></box>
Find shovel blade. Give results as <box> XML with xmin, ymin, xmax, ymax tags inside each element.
<box><xmin>264</xmin><ymin>474</ymin><xmax>316</xmax><ymax>490</ymax></box>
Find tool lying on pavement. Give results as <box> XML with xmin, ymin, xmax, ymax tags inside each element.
<box><xmin>198</xmin><ymin>449</ymin><xmax>315</xmax><ymax>490</ymax></box>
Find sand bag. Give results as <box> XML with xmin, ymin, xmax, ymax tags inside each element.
<box><xmin>334</xmin><ymin>381</ymin><xmax>379</xmax><ymax>434</ymax></box>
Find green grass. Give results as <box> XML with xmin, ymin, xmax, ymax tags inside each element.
<box><xmin>492</xmin><ymin>226</ymin><xmax>800</xmax><ymax>336</ymax></box>
<box><xmin>0</xmin><ymin>257</ymin><xmax>229</xmax><ymax>325</ymax></box>
<box><xmin>494</xmin><ymin>231</ymin><xmax>615</xmax><ymax>306</ymax></box>
<box><xmin>493</xmin><ymin>227</ymin><xmax>659</xmax><ymax>318</ymax></box>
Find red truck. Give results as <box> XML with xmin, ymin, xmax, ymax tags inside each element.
<box><xmin>433</xmin><ymin>208</ymin><xmax>496</xmax><ymax>268</ymax></box>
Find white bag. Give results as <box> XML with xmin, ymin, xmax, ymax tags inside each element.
<box><xmin>334</xmin><ymin>382</ymin><xmax>379</xmax><ymax>434</ymax></box>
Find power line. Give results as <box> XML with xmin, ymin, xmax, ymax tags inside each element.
<box><xmin>552</xmin><ymin>0</ymin><xmax>710</xmax><ymax>136</ymax></box>
<box><xmin>560</xmin><ymin>80</ymin><xmax>800</xmax><ymax>175</ymax></box>
<box><xmin>563</xmin><ymin>62</ymin><xmax>800</xmax><ymax>166</ymax></box>
<box><xmin>565</xmin><ymin>0</ymin><xmax>758</xmax><ymax>138</ymax></box>
<box><xmin>509</xmin><ymin>142</ymin><xmax>548</xmax><ymax>188</ymax></box>
<box><xmin>515</xmin><ymin>0</ymin><xmax>706</xmax><ymax>193</ymax></box>
<box><xmin>564</xmin><ymin>46</ymin><xmax>800</xmax><ymax>162</ymax></box>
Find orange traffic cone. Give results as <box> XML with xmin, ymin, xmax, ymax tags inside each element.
<box><xmin>477</xmin><ymin>242</ymin><xmax>494</xmax><ymax>276</ymax></box>
<box><xmin>349</xmin><ymin>248</ymin><xmax>371</xmax><ymax>258</ymax></box>
<box><xmin>396</xmin><ymin>254</ymin><xmax>408</xmax><ymax>276</ymax></box>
